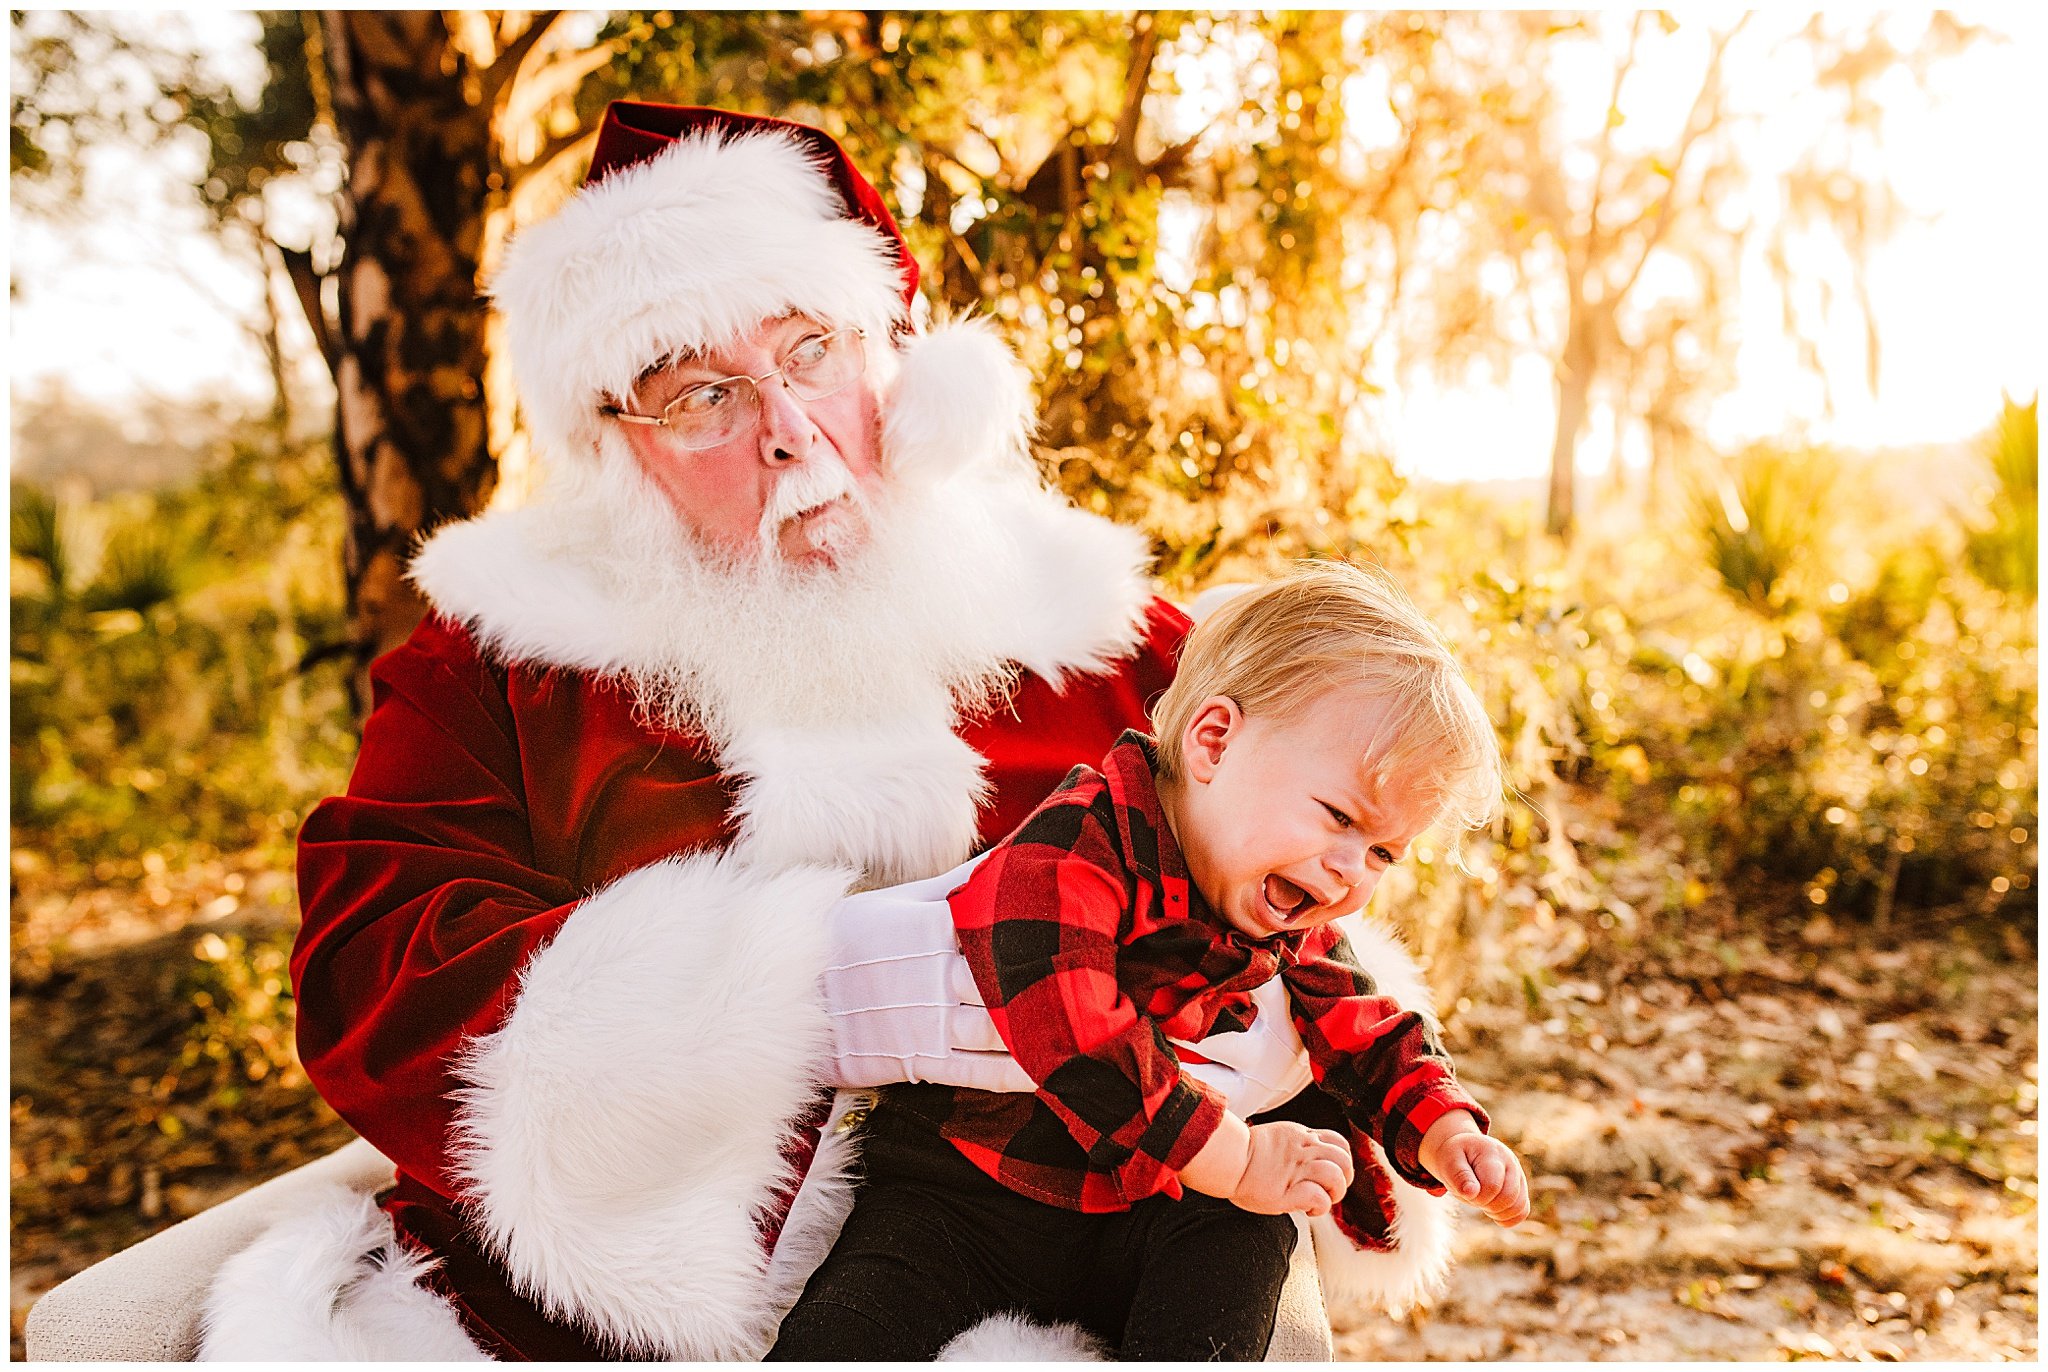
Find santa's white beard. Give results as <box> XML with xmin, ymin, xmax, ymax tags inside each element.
<box><xmin>550</xmin><ymin>439</ymin><xmax>1024</xmax><ymax>748</ymax></box>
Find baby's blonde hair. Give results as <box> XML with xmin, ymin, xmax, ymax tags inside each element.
<box><xmin>1153</xmin><ymin>561</ymin><xmax>1504</xmax><ymax>836</ymax></box>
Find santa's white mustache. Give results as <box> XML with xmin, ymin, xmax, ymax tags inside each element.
<box><xmin>757</xmin><ymin>453</ymin><xmax>861</xmax><ymax>554</ymax></box>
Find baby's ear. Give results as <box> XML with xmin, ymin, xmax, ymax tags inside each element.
<box><xmin>1182</xmin><ymin>695</ymin><xmax>1243</xmax><ymax>781</ymax></box>
<box><xmin>880</xmin><ymin>315</ymin><xmax>1037</xmax><ymax>486</ymax></box>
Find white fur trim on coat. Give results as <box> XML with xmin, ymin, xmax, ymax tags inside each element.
<box><xmin>490</xmin><ymin>127</ymin><xmax>909</xmax><ymax>471</ymax></box>
<box><xmin>449</xmin><ymin>852</ymin><xmax>857</xmax><ymax>1359</ymax></box>
<box><xmin>198</xmin><ymin>1185</ymin><xmax>487</xmax><ymax>1361</ymax></box>
<box><xmin>759</xmin><ymin>1088</ymin><xmax>867</xmax><ymax>1332</ymax></box>
<box><xmin>724</xmin><ymin>722</ymin><xmax>991</xmax><ymax>889</ymax></box>
<box><xmin>939</xmin><ymin>1312</ymin><xmax>1109</xmax><ymax>1361</ymax></box>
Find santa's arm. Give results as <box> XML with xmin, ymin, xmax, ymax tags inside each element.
<box><xmin>292</xmin><ymin>622</ymin><xmax>589</xmax><ymax>1200</ymax></box>
<box><xmin>294</xmin><ymin>618</ymin><xmax>855</xmax><ymax>1360</ymax></box>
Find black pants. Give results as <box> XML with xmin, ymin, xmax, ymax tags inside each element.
<box><xmin>767</xmin><ymin>1103</ymin><xmax>1297</xmax><ymax>1361</ymax></box>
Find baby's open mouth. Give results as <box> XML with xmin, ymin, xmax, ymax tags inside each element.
<box><xmin>1262</xmin><ymin>874</ymin><xmax>1315</xmax><ymax>924</ymax></box>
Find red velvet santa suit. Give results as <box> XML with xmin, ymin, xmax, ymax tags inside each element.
<box><xmin>197</xmin><ymin>105</ymin><xmax>1461</xmax><ymax>1362</ymax></box>
<box><xmin>292</xmin><ymin>595</ymin><xmax>1187</xmax><ymax>1358</ymax></box>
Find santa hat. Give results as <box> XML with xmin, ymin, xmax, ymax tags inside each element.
<box><xmin>490</xmin><ymin>103</ymin><xmax>924</xmax><ymax>470</ymax></box>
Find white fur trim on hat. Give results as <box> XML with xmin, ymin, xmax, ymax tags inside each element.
<box><xmin>490</xmin><ymin>128</ymin><xmax>910</xmax><ymax>471</ymax></box>
<box><xmin>881</xmin><ymin>316</ymin><xmax>1037</xmax><ymax>487</ymax></box>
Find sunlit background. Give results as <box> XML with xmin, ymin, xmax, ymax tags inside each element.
<box><xmin>10</xmin><ymin>11</ymin><xmax>2040</xmax><ymax>1363</ymax></box>
<box><xmin>10</xmin><ymin>10</ymin><xmax>2044</xmax><ymax>483</ymax></box>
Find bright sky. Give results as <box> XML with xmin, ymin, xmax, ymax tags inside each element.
<box><xmin>8</xmin><ymin>10</ymin><xmax>2044</xmax><ymax>484</ymax></box>
<box><xmin>1372</xmin><ymin>8</ymin><xmax>2048</xmax><ymax>482</ymax></box>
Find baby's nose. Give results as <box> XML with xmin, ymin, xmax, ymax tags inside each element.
<box><xmin>1327</xmin><ymin>841</ymin><xmax>1368</xmax><ymax>885</ymax></box>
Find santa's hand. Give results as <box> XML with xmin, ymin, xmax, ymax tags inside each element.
<box><xmin>1175</xmin><ymin>977</ymin><xmax>1315</xmax><ymax>1118</ymax></box>
<box><xmin>820</xmin><ymin>853</ymin><xmax>1032</xmax><ymax>1093</ymax></box>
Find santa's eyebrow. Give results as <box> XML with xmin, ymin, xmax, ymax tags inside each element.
<box><xmin>633</xmin><ymin>314</ymin><xmax>827</xmax><ymax>393</ymax></box>
<box><xmin>634</xmin><ymin>347</ymin><xmax>706</xmax><ymax>389</ymax></box>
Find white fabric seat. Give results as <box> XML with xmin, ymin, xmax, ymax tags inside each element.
<box><xmin>25</xmin><ymin>1139</ymin><xmax>398</xmax><ymax>1362</ymax></box>
<box><xmin>27</xmin><ymin>1139</ymin><xmax>1332</xmax><ymax>1361</ymax></box>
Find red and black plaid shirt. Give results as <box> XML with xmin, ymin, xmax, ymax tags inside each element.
<box><xmin>918</xmin><ymin>731</ymin><xmax>1485</xmax><ymax>1213</ymax></box>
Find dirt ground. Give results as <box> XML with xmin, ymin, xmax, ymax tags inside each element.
<box><xmin>9</xmin><ymin>853</ymin><xmax>357</xmax><ymax>1361</ymax></box>
<box><xmin>10</xmin><ymin>854</ymin><xmax>2038</xmax><ymax>1361</ymax></box>
<box><xmin>1334</xmin><ymin>912</ymin><xmax>2038</xmax><ymax>1361</ymax></box>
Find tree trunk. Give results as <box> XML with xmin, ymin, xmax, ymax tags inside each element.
<box><xmin>1546</xmin><ymin>320</ymin><xmax>1595</xmax><ymax>541</ymax></box>
<box><xmin>323</xmin><ymin>12</ymin><xmax>500</xmax><ymax>708</ymax></box>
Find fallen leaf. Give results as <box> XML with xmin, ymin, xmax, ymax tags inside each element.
<box><xmin>1816</xmin><ymin>966</ymin><xmax>1868</xmax><ymax>999</ymax></box>
<box><xmin>1745</xmin><ymin>1247</ymin><xmax>1803</xmax><ymax>1272</ymax></box>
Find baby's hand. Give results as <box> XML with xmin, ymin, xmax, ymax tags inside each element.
<box><xmin>1232</xmin><ymin>1121</ymin><xmax>1354</xmax><ymax>1217</ymax></box>
<box><xmin>1418</xmin><ymin>1111</ymin><xmax>1529</xmax><ymax>1227</ymax></box>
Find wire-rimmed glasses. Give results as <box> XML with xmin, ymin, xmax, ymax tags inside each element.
<box><xmin>602</xmin><ymin>327</ymin><xmax>868</xmax><ymax>450</ymax></box>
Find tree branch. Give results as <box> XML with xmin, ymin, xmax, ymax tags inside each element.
<box><xmin>1110</xmin><ymin>13</ymin><xmax>1161</xmax><ymax>173</ymax></box>
<box><xmin>280</xmin><ymin>245</ymin><xmax>337</xmax><ymax>372</ymax></box>
<box><xmin>499</xmin><ymin>32</ymin><xmax>632</xmax><ymax>132</ymax></box>
<box><xmin>479</xmin><ymin>10</ymin><xmax>569</xmax><ymax>109</ymax></box>
<box><xmin>1147</xmin><ymin>127</ymin><xmax>1207</xmax><ymax>189</ymax></box>
<box><xmin>505</xmin><ymin>127</ymin><xmax>598</xmax><ymax>195</ymax></box>
<box><xmin>1608</xmin><ymin>16</ymin><xmax>1751</xmax><ymax>308</ymax></box>
<box><xmin>1581</xmin><ymin>11</ymin><xmax>1647</xmax><ymax>278</ymax></box>
<box><xmin>480</xmin><ymin>10</ymin><xmax>565</xmax><ymax>109</ymax></box>
<box><xmin>319</xmin><ymin>13</ymin><xmax>357</xmax><ymax>117</ymax></box>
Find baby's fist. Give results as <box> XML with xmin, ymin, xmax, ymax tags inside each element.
<box><xmin>1418</xmin><ymin>1112</ymin><xmax>1529</xmax><ymax>1227</ymax></box>
<box><xmin>1234</xmin><ymin>1121</ymin><xmax>1354</xmax><ymax>1217</ymax></box>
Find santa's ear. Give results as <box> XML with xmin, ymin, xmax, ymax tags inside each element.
<box><xmin>880</xmin><ymin>315</ymin><xmax>1036</xmax><ymax>485</ymax></box>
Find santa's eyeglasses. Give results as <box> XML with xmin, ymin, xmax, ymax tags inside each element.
<box><xmin>601</xmin><ymin>328</ymin><xmax>867</xmax><ymax>450</ymax></box>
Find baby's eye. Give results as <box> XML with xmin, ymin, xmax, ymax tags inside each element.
<box><xmin>1322</xmin><ymin>802</ymin><xmax>1353</xmax><ymax>829</ymax></box>
<box><xmin>1370</xmin><ymin>845</ymin><xmax>1397</xmax><ymax>866</ymax></box>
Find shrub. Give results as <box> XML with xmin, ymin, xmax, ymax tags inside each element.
<box><xmin>10</xmin><ymin>481</ymin><xmax>70</xmax><ymax>594</ymax></box>
<box><xmin>79</xmin><ymin>519</ymin><xmax>191</xmax><ymax>614</ymax></box>
<box><xmin>1964</xmin><ymin>394</ymin><xmax>2037</xmax><ymax>601</ymax></box>
<box><xmin>9</xmin><ymin>426</ymin><xmax>356</xmax><ymax>868</ymax></box>
<box><xmin>1686</xmin><ymin>443</ymin><xmax>1838</xmax><ymax>613</ymax></box>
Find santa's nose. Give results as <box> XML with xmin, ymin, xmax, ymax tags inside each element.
<box><xmin>758</xmin><ymin>380</ymin><xmax>816</xmax><ymax>465</ymax></box>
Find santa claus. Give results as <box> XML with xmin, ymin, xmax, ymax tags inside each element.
<box><xmin>196</xmin><ymin>102</ymin><xmax>1458</xmax><ymax>1360</ymax></box>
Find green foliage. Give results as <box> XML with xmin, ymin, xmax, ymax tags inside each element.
<box><xmin>1661</xmin><ymin>593</ymin><xmax>2035</xmax><ymax>917</ymax></box>
<box><xmin>10</xmin><ymin>422</ymin><xmax>356</xmax><ymax>869</ymax></box>
<box><xmin>11</xmin><ymin>12</ymin><xmax>317</xmax><ymax>227</ymax></box>
<box><xmin>1687</xmin><ymin>444</ymin><xmax>1838</xmax><ymax>613</ymax></box>
<box><xmin>1964</xmin><ymin>394</ymin><xmax>2037</xmax><ymax>601</ymax></box>
<box><xmin>10</xmin><ymin>481</ymin><xmax>69</xmax><ymax>593</ymax></box>
<box><xmin>184</xmin><ymin>11</ymin><xmax>321</xmax><ymax>227</ymax></box>
<box><xmin>79</xmin><ymin>521</ymin><xmax>191</xmax><ymax>614</ymax></box>
<box><xmin>1490</xmin><ymin>439</ymin><xmax>2036</xmax><ymax>926</ymax></box>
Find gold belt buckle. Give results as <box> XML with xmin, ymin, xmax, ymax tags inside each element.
<box><xmin>833</xmin><ymin>1089</ymin><xmax>879</xmax><ymax>1135</ymax></box>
